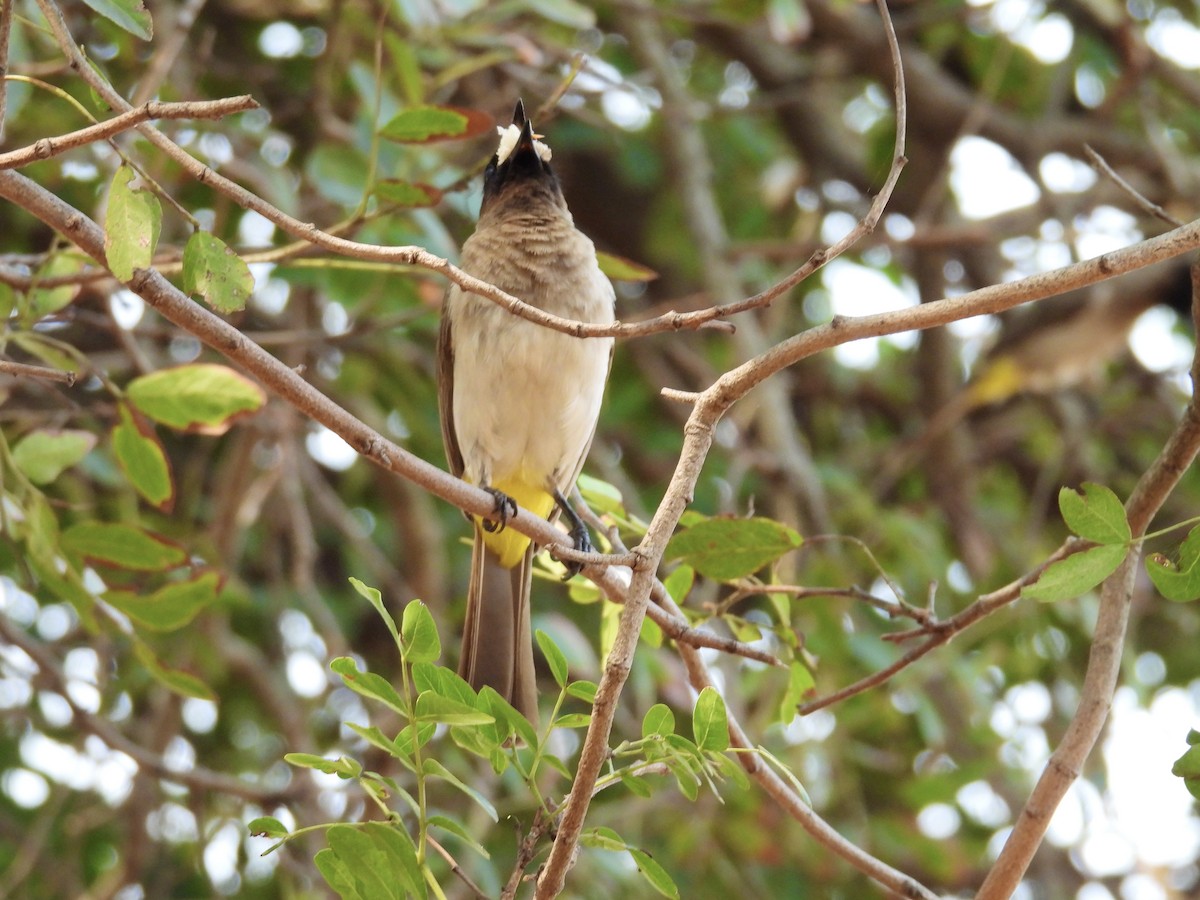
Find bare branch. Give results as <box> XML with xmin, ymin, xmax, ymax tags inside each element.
<box><xmin>0</xmin><ymin>357</ymin><xmax>77</xmax><ymax>385</ymax></box>
<box><xmin>0</xmin><ymin>96</ymin><xmax>259</xmax><ymax>170</ymax></box>
<box><xmin>979</xmin><ymin>269</ymin><xmax>1200</xmax><ymax>898</ymax></box>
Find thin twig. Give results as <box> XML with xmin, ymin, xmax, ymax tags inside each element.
<box><xmin>978</xmin><ymin>268</ymin><xmax>1200</xmax><ymax>898</ymax></box>
<box><xmin>0</xmin><ymin>96</ymin><xmax>258</xmax><ymax>170</ymax></box>
<box><xmin>0</xmin><ymin>614</ymin><xmax>296</xmax><ymax>803</ymax></box>
<box><xmin>1084</xmin><ymin>143</ymin><xmax>1184</xmax><ymax>227</ymax></box>
<box><xmin>0</xmin><ymin>358</ymin><xmax>77</xmax><ymax>385</ymax></box>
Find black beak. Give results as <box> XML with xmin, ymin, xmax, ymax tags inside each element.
<box><xmin>512</xmin><ymin>98</ymin><xmax>527</xmax><ymax>128</ymax></box>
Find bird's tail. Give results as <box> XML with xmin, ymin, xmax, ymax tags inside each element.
<box><xmin>459</xmin><ymin>528</ymin><xmax>538</xmax><ymax>722</ymax></box>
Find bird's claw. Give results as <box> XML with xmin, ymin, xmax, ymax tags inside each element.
<box><xmin>481</xmin><ymin>487</ymin><xmax>517</xmax><ymax>533</ymax></box>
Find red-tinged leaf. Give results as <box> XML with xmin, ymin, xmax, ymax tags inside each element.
<box><xmin>374</xmin><ymin>180</ymin><xmax>443</xmax><ymax>208</ymax></box>
<box><xmin>379</xmin><ymin>105</ymin><xmax>494</xmax><ymax>143</ymax></box>
<box><xmin>62</xmin><ymin>522</ymin><xmax>188</xmax><ymax>571</ymax></box>
<box><xmin>105</xmin><ymin>569</ymin><xmax>221</xmax><ymax>631</ymax></box>
<box><xmin>111</xmin><ymin>405</ymin><xmax>174</xmax><ymax>511</ymax></box>
<box><xmin>126</xmin><ymin>364</ymin><xmax>265</xmax><ymax>433</ymax></box>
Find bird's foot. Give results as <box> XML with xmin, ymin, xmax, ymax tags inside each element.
<box><xmin>481</xmin><ymin>487</ymin><xmax>517</xmax><ymax>533</ymax></box>
<box><xmin>554</xmin><ymin>488</ymin><xmax>592</xmax><ymax>580</ymax></box>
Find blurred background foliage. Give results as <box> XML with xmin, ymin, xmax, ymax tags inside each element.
<box><xmin>1</xmin><ymin>0</ymin><xmax>1199</xmax><ymax>897</ymax></box>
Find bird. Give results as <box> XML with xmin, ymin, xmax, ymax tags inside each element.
<box><xmin>437</xmin><ymin>99</ymin><xmax>615</xmax><ymax>721</ymax></box>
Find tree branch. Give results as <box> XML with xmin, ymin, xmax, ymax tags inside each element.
<box><xmin>0</xmin><ymin>96</ymin><xmax>258</xmax><ymax>170</ymax></box>
<box><xmin>978</xmin><ymin>268</ymin><xmax>1200</xmax><ymax>898</ymax></box>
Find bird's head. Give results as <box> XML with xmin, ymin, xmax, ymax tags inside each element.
<box><xmin>480</xmin><ymin>99</ymin><xmax>565</xmax><ymax>216</ymax></box>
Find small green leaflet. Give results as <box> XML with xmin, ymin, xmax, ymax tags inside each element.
<box><xmin>1146</xmin><ymin>525</ymin><xmax>1200</xmax><ymax>602</ymax></box>
<box><xmin>182</xmin><ymin>232</ymin><xmax>254</xmax><ymax>313</ymax></box>
<box><xmin>373</xmin><ymin>180</ymin><xmax>443</xmax><ymax>208</ymax></box>
<box><xmin>111</xmin><ymin>404</ymin><xmax>174</xmax><ymax>511</ymax></box>
<box><xmin>127</xmin><ymin>363</ymin><xmax>265</xmax><ymax>432</ymax></box>
<box><xmin>400</xmin><ymin>600</ymin><xmax>440</xmax><ymax>665</ymax></box>
<box><xmin>596</xmin><ymin>251</ymin><xmax>659</xmax><ymax>283</ymax></box>
<box><xmin>666</xmin><ymin>516</ymin><xmax>802</xmax><ymax>581</ymax></box>
<box><xmin>1172</xmin><ymin>729</ymin><xmax>1200</xmax><ymax>800</ymax></box>
<box><xmin>247</xmin><ymin>816</ymin><xmax>289</xmax><ymax>839</ymax></box>
<box><xmin>379</xmin><ymin>106</ymin><xmax>492</xmax><ymax>143</ymax></box>
<box><xmin>692</xmin><ymin>687</ymin><xmax>729</xmax><ymax>752</ymax></box>
<box><xmin>62</xmin><ymin>521</ymin><xmax>187</xmax><ymax>571</ymax></box>
<box><xmin>105</xmin><ymin>570</ymin><xmax>221</xmax><ymax>631</ymax></box>
<box><xmin>11</xmin><ymin>429</ymin><xmax>95</xmax><ymax>484</ymax></box>
<box><xmin>1058</xmin><ymin>483</ymin><xmax>1130</xmax><ymax>544</ymax></box>
<box><xmin>1024</xmin><ymin>483</ymin><xmax>1131</xmax><ymax>602</ymax></box>
<box><xmin>642</xmin><ymin>703</ymin><xmax>675</xmax><ymax>738</ymax></box>
<box><xmin>1023</xmin><ymin>544</ymin><xmax>1127</xmax><ymax>602</ymax></box>
<box><xmin>82</xmin><ymin>0</ymin><xmax>153</xmax><ymax>40</ymax></box>
<box><xmin>105</xmin><ymin>166</ymin><xmax>161</xmax><ymax>281</ymax></box>
<box><xmin>26</xmin><ymin>252</ymin><xmax>86</xmax><ymax>320</ymax></box>
<box><xmin>535</xmin><ymin>629</ymin><xmax>569</xmax><ymax>688</ymax></box>
<box><xmin>133</xmin><ymin>641</ymin><xmax>215</xmax><ymax>700</ymax></box>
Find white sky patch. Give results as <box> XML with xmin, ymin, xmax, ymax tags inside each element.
<box><xmin>306</xmin><ymin>425</ymin><xmax>357</xmax><ymax>471</ymax></box>
<box><xmin>821</xmin><ymin>259</ymin><xmax>918</xmax><ymax>369</ymax></box>
<box><xmin>259</xmin><ymin>21</ymin><xmax>303</xmax><ymax>59</ymax></box>
<box><xmin>110</xmin><ymin>289</ymin><xmax>145</xmax><ymax>330</ymax></box>
<box><xmin>951</xmin><ymin>137</ymin><xmax>1040</xmax><ymax>219</ymax></box>
<box><xmin>1146</xmin><ymin>10</ymin><xmax>1200</xmax><ymax>69</ymax></box>
<box><xmin>1073</xmin><ymin>206</ymin><xmax>1142</xmax><ymax>259</ymax></box>
<box><xmin>1130</xmin><ymin>307</ymin><xmax>1194</xmax><ymax>376</ymax></box>
<box><xmin>1039</xmin><ymin>152</ymin><xmax>1096</xmax><ymax>193</ymax></box>
<box><xmin>1102</xmin><ymin>687</ymin><xmax>1200</xmax><ymax>868</ymax></box>
<box><xmin>286</xmin><ymin>651</ymin><xmax>328</xmax><ymax>698</ymax></box>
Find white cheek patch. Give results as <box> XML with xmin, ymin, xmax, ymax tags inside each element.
<box><xmin>495</xmin><ymin>124</ymin><xmax>552</xmax><ymax>165</ymax></box>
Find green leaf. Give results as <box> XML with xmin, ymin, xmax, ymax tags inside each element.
<box><xmin>1172</xmin><ymin>731</ymin><xmax>1200</xmax><ymax>800</ymax></box>
<box><xmin>25</xmin><ymin>251</ymin><xmax>86</xmax><ymax>320</ymax></box>
<box><xmin>414</xmin><ymin>691</ymin><xmax>494</xmax><ymax>726</ymax></box>
<box><xmin>247</xmin><ymin>816</ymin><xmax>289</xmax><ymax>839</ymax></box>
<box><xmin>411</xmin><ymin>662</ymin><xmax>478</xmax><ymax>708</ymax></box>
<box><xmin>524</xmin><ymin>0</ymin><xmax>596</xmax><ymax>28</ymax></box>
<box><xmin>567</xmin><ymin>680</ymin><xmax>597</xmax><ymax>703</ymax></box>
<box><xmin>427</xmin><ymin>815</ymin><xmax>490</xmax><ymax>859</ymax></box>
<box><xmin>350</xmin><ymin>578</ymin><xmax>399</xmax><ymax>642</ymax></box>
<box><xmin>580</xmin><ymin>825</ymin><xmax>629</xmax><ymax>852</ymax></box>
<box><xmin>330</xmin><ymin>657</ymin><xmax>406</xmax><ymax>715</ymax></box>
<box><xmin>596</xmin><ymin>250</ymin><xmax>658</xmax><ymax>283</ymax></box>
<box><xmin>62</xmin><ymin>522</ymin><xmax>187</xmax><ymax>571</ymax></box>
<box><xmin>1145</xmin><ymin>525</ymin><xmax>1200</xmax><ymax>602</ymax></box>
<box><xmin>577</xmin><ymin>473</ymin><xmax>625</xmax><ymax>517</ymax></box>
<box><xmin>662</xmin><ymin>565</ymin><xmax>694</xmax><ymax>605</ymax></box>
<box><xmin>629</xmin><ymin>848</ymin><xmax>680</xmax><ymax>899</ymax></box>
<box><xmin>666</xmin><ymin>516</ymin><xmax>803</xmax><ymax>581</ymax></box>
<box><xmin>111</xmin><ymin>405</ymin><xmax>173</xmax><ymax>510</ymax></box>
<box><xmin>81</xmin><ymin>0</ymin><xmax>153</xmax><ymax>40</ymax></box>
<box><xmin>134</xmin><ymin>641</ymin><xmax>215</xmax><ymax>700</ymax></box>
<box><xmin>1059</xmin><ymin>483</ymin><xmax>1131</xmax><ymax>545</ymax></box>
<box><xmin>421</xmin><ymin>758</ymin><xmax>499</xmax><ymax>821</ymax></box>
<box><xmin>363</xmin><ymin>823</ymin><xmax>426</xmax><ymax>900</ymax></box>
<box><xmin>105</xmin><ymin>570</ymin><xmax>220</xmax><ymax>631</ymax></box>
<box><xmin>315</xmin><ymin>847</ymin><xmax>364</xmax><ymax>900</ymax></box>
<box><xmin>642</xmin><ymin>703</ymin><xmax>676</xmax><ymax>738</ymax></box>
<box><xmin>344</xmin><ymin>723</ymin><xmax>405</xmax><ymax>759</ymax></box>
<box><xmin>182</xmin><ymin>231</ymin><xmax>254</xmax><ymax>313</ymax></box>
<box><xmin>105</xmin><ymin>165</ymin><xmax>162</xmax><ymax>281</ymax></box>
<box><xmin>692</xmin><ymin>687</ymin><xmax>729</xmax><ymax>752</ymax></box>
<box><xmin>478</xmin><ymin>687</ymin><xmax>539</xmax><ymax>747</ymax></box>
<box><xmin>374</xmin><ymin>180</ymin><xmax>443</xmax><ymax>208</ymax></box>
<box><xmin>400</xmin><ymin>600</ymin><xmax>441</xmax><ymax>664</ymax></box>
<box><xmin>535</xmin><ymin>629</ymin><xmax>569</xmax><ymax>688</ymax></box>
<box><xmin>379</xmin><ymin>105</ymin><xmax>492</xmax><ymax>143</ymax></box>
<box><xmin>553</xmin><ymin>713</ymin><xmax>592</xmax><ymax>728</ymax></box>
<box><xmin>126</xmin><ymin>363</ymin><xmax>265</xmax><ymax>432</ymax></box>
<box><xmin>285</xmin><ymin>753</ymin><xmax>361</xmax><ymax>778</ymax></box>
<box><xmin>11</xmin><ymin>429</ymin><xmax>96</xmax><ymax>484</ymax></box>
<box><xmin>779</xmin><ymin>661</ymin><xmax>816</xmax><ymax>722</ymax></box>
<box><xmin>1023</xmin><ymin>544</ymin><xmax>1127</xmax><ymax>602</ymax></box>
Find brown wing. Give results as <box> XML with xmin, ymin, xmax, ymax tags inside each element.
<box><xmin>437</xmin><ymin>288</ymin><xmax>464</xmax><ymax>479</ymax></box>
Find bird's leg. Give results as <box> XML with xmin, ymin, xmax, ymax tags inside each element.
<box><xmin>553</xmin><ymin>488</ymin><xmax>592</xmax><ymax>580</ymax></box>
<box><xmin>481</xmin><ymin>486</ymin><xmax>517</xmax><ymax>533</ymax></box>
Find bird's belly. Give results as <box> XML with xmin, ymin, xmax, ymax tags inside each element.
<box><xmin>452</xmin><ymin>311</ymin><xmax>610</xmax><ymax>491</ymax></box>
